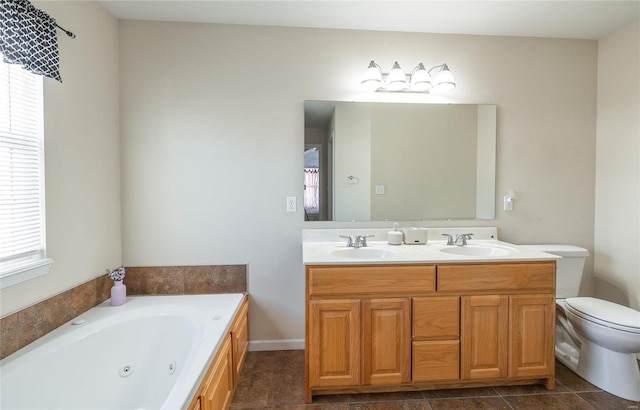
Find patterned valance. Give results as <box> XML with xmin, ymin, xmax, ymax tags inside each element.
<box><xmin>0</xmin><ymin>0</ymin><xmax>62</xmax><ymax>82</ymax></box>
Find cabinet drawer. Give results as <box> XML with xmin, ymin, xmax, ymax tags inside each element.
<box><xmin>437</xmin><ymin>262</ymin><xmax>555</xmax><ymax>292</ymax></box>
<box><xmin>307</xmin><ymin>265</ymin><xmax>435</xmax><ymax>297</ymax></box>
<box><xmin>412</xmin><ymin>340</ymin><xmax>460</xmax><ymax>382</ymax></box>
<box><xmin>413</xmin><ymin>296</ymin><xmax>459</xmax><ymax>339</ymax></box>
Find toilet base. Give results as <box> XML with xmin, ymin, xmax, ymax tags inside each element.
<box><xmin>554</xmin><ymin>300</ymin><xmax>582</xmax><ymax>371</ymax></box>
<box><xmin>555</xmin><ymin>343</ymin><xmax>579</xmax><ymax>370</ymax></box>
<box><xmin>556</xmin><ymin>301</ymin><xmax>640</xmax><ymax>402</ymax></box>
<box><xmin>575</xmin><ymin>340</ymin><xmax>640</xmax><ymax>402</ymax></box>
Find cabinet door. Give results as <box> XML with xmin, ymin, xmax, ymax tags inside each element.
<box><xmin>200</xmin><ymin>336</ymin><xmax>234</xmax><ymax>410</ymax></box>
<box><xmin>231</xmin><ymin>300</ymin><xmax>249</xmax><ymax>386</ymax></box>
<box><xmin>461</xmin><ymin>295</ymin><xmax>508</xmax><ymax>380</ymax></box>
<box><xmin>362</xmin><ymin>298</ymin><xmax>411</xmax><ymax>385</ymax></box>
<box><xmin>509</xmin><ymin>295</ymin><xmax>555</xmax><ymax>378</ymax></box>
<box><xmin>309</xmin><ymin>299</ymin><xmax>361</xmax><ymax>387</ymax></box>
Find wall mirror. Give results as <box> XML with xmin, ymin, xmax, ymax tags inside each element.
<box><xmin>304</xmin><ymin>101</ymin><xmax>497</xmax><ymax>221</ymax></box>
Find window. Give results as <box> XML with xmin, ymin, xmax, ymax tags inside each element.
<box><xmin>0</xmin><ymin>57</ymin><xmax>52</xmax><ymax>288</ymax></box>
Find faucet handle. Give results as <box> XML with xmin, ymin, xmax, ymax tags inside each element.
<box><xmin>355</xmin><ymin>235</ymin><xmax>375</xmax><ymax>248</ymax></box>
<box><xmin>442</xmin><ymin>234</ymin><xmax>454</xmax><ymax>245</ymax></box>
<box><xmin>455</xmin><ymin>233</ymin><xmax>474</xmax><ymax>246</ymax></box>
<box><xmin>339</xmin><ymin>235</ymin><xmax>354</xmax><ymax>247</ymax></box>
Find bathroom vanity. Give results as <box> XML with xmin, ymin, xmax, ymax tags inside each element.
<box><xmin>303</xmin><ymin>229</ymin><xmax>558</xmax><ymax>403</ymax></box>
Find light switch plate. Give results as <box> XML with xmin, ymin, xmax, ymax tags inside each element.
<box><xmin>286</xmin><ymin>196</ymin><xmax>297</xmax><ymax>212</ymax></box>
<box><xmin>504</xmin><ymin>196</ymin><xmax>513</xmax><ymax>211</ymax></box>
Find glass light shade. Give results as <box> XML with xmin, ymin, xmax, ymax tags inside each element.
<box><xmin>432</xmin><ymin>64</ymin><xmax>456</xmax><ymax>93</ymax></box>
<box><xmin>386</xmin><ymin>61</ymin><xmax>407</xmax><ymax>91</ymax></box>
<box><xmin>409</xmin><ymin>63</ymin><xmax>432</xmax><ymax>92</ymax></box>
<box><xmin>361</xmin><ymin>60</ymin><xmax>382</xmax><ymax>92</ymax></box>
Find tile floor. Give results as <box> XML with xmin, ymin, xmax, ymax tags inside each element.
<box><xmin>230</xmin><ymin>350</ymin><xmax>640</xmax><ymax>410</ymax></box>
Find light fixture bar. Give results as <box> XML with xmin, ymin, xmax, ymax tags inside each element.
<box><xmin>361</xmin><ymin>60</ymin><xmax>455</xmax><ymax>93</ymax></box>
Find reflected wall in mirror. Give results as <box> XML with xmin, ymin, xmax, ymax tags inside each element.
<box><xmin>304</xmin><ymin>101</ymin><xmax>496</xmax><ymax>222</ymax></box>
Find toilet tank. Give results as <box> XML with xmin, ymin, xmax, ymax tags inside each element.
<box><xmin>520</xmin><ymin>244</ymin><xmax>589</xmax><ymax>298</ymax></box>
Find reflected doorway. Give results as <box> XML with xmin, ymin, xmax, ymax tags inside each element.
<box><xmin>304</xmin><ymin>145</ymin><xmax>321</xmax><ymax>221</ymax></box>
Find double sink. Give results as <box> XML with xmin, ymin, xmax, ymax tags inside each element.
<box><xmin>331</xmin><ymin>242</ymin><xmax>518</xmax><ymax>260</ymax></box>
<box><xmin>302</xmin><ymin>228</ymin><xmax>559</xmax><ymax>265</ymax></box>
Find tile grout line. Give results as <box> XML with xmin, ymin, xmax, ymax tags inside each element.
<box><xmin>426</xmin><ymin>395</ymin><xmax>503</xmax><ymax>400</ymax></box>
<box><xmin>571</xmin><ymin>392</ymin><xmax>600</xmax><ymax>409</ymax></box>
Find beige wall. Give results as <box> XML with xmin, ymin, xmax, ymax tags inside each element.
<box><xmin>0</xmin><ymin>2</ymin><xmax>121</xmax><ymax>316</ymax></box>
<box><xmin>594</xmin><ymin>20</ymin><xmax>640</xmax><ymax>310</ymax></box>
<box><xmin>119</xmin><ymin>21</ymin><xmax>597</xmax><ymax>345</ymax></box>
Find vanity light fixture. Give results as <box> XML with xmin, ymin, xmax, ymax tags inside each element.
<box><xmin>361</xmin><ymin>60</ymin><xmax>456</xmax><ymax>93</ymax></box>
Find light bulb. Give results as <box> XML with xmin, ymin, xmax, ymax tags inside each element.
<box><xmin>432</xmin><ymin>64</ymin><xmax>455</xmax><ymax>93</ymax></box>
<box><xmin>361</xmin><ymin>60</ymin><xmax>382</xmax><ymax>92</ymax></box>
<box><xmin>409</xmin><ymin>63</ymin><xmax>432</xmax><ymax>92</ymax></box>
<box><xmin>386</xmin><ymin>61</ymin><xmax>407</xmax><ymax>91</ymax></box>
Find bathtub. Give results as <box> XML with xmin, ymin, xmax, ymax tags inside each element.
<box><xmin>0</xmin><ymin>293</ymin><xmax>246</xmax><ymax>410</ymax></box>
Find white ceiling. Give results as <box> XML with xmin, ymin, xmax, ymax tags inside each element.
<box><xmin>99</xmin><ymin>0</ymin><xmax>639</xmax><ymax>40</ymax></box>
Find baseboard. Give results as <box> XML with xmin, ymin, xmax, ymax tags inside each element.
<box><xmin>249</xmin><ymin>339</ymin><xmax>304</xmax><ymax>351</ymax></box>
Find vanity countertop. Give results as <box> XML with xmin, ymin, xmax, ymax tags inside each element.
<box><xmin>303</xmin><ymin>240</ymin><xmax>560</xmax><ymax>265</ymax></box>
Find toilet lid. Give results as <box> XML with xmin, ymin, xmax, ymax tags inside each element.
<box><xmin>565</xmin><ymin>297</ymin><xmax>640</xmax><ymax>333</ymax></box>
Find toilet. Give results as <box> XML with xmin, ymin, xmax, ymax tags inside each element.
<box><xmin>522</xmin><ymin>245</ymin><xmax>640</xmax><ymax>401</ymax></box>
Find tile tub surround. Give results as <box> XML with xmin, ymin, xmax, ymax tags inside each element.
<box><xmin>124</xmin><ymin>265</ymin><xmax>246</xmax><ymax>295</ymax></box>
<box><xmin>0</xmin><ymin>275</ymin><xmax>112</xmax><ymax>360</ymax></box>
<box><xmin>0</xmin><ymin>264</ymin><xmax>247</xmax><ymax>360</ymax></box>
<box><xmin>230</xmin><ymin>351</ymin><xmax>640</xmax><ymax>409</ymax></box>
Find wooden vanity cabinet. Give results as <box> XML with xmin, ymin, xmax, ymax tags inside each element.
<box><xmin>306</xmin><ymin>261</ymin><xmax>556</xmax><ymax>402</ymax></box>
<box><xmin>308</xmin><ymin>297</ymin><xmax>412</xmax><ymax>388</ymax></box>
<box><xmin>306</xmin><ymin>265</ymin><xmax>435</xmax><ymax>401</ymax></box>
<box><xmin>460</xmin><ymin>294</ymin><xmax>555</xmax><ymax>382</ymax></box>
<box><xmin>440</xmin><ymin>263</ymin><xmax>556</xmax><ymax>387</ymax></box>
<box><xmin>412</xmin><ymin>296</ymin><xmax>460</xmax><ymax>382</ymax></box>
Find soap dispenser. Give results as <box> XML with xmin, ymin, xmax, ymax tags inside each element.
<box><xmin>387</xmin><ymin>223</ymin><xmax>403</xmax><ymax>245</ymax></box>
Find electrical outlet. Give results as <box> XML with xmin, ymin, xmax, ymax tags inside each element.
<box><xmin>286</xmin><ymin>196</ymin><xmax>297</xmax><ymax>212</ymax></box>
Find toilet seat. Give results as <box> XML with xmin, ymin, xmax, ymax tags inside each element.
<box><xmin>565</xmin><ymin>297</ymin><xmax>640</xmax><ymax>334</ymax></box>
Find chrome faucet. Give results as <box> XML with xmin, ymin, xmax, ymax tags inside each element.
<box><xmin>339</xmin><ymin>235</ymin><xmax>354</xmax><ymax>247</ymax></box>
<box><xmin>442</xmin><ymin>234</ymin><xmax>455</xmax><ymax>245</ymax></box>
<box><xmin>354</xmin><ymin>235</ymin><xmax>374</xmax><ymax>248</ymax></box>
<box><xmin>442</xmin><ymin>233</ymin><xmax>474</xmax><ymax>246</ymax></box>
<box><xmin>340</xmin><ymin>234</ymin><xmax>374</xmax><ymax>248</ymax></box>
<box><xmin>454</xmin><ymin>233</ymin><xmax>474</xmax><ymax>246</ymax></box>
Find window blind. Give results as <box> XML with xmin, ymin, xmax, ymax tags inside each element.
<box><xmin>0</xmin><ymin>59</ymin><xmax>46</xmax><ymax>272</ymax></box>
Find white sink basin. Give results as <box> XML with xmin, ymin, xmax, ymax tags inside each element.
<box><xmin>439</xmin><ymin>244</ymin><xmax>517</xmax><ymax>257</ymax></box>
<box><xmin>331</xmin><ymin>247</ymin><xmax>398</xmax><ymax>259</ymax></box>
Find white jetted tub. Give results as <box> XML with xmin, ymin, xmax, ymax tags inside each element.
<box><xmin>0</xmin><ymin>293</ymin><xmax>245</xmax><ymax>410</ymax></box>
